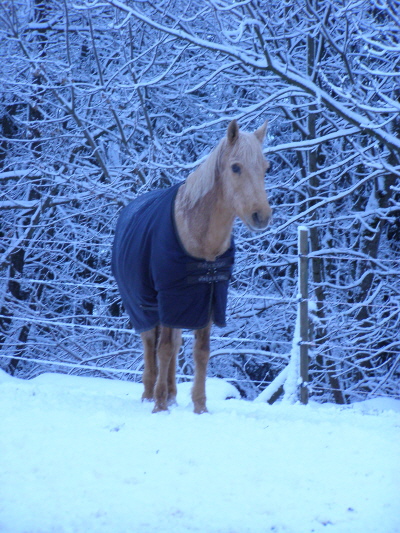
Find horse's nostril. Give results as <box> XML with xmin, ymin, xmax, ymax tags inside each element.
<box><xmin>251</xmin><ymin>211</ymin><xmax>271</xmax><ymax>229</ymax></box>
<box><xmin>252</xmin><ymin>212</ymin><xmax>261</xmax><ymax>225</ymax></box>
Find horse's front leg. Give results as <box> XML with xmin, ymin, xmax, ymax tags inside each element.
<box><xmin>192</xmin><ymin>322</ymin><xmax>212</xmax><ymax>414</ymax></box>
<box><xmin>153</xmin><ymin>326</ymin><xmax>181</xmax><ymax>413</ymax></box>
<box><xmin>141</xmin><ymin>327</ymin><xmax>158</xmax><ymax>402</ymax></box>
<box><xmin>167</xmin><ymin>328</ymin><xmax>181</xmax><ymax>407</ymax></box>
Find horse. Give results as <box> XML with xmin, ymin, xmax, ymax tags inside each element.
<box><xmin>112</xmin><ymin>119</ymin><xmax>272</xmax><ymax>414</ymax></box>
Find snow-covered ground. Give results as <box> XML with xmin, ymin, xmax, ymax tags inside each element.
<box><xmin>1</xmin><ymin>370</ymin><xmax>399</xmax><ymax>533</ymax></box>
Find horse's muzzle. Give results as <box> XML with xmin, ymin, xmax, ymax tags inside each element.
<box><xmin>248</xmin><ymin>209</ymin><xmax>272</xmax><ymax>231</ymax></box>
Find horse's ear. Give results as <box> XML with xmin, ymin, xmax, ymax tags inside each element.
<box><xmin>227</xmin><ymin>120</ymin><xmax>239</xmax><ymax>145</ymax></box>
<box><xmin>254</xmin><ymin>120</ymin><xmax>268</xmax><ymax>143</ymax></box>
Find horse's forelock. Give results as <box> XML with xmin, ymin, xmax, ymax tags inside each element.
<box><xmin>219</xmin><ymin>131</ymin><xmax>265</xmax><ymax>176</ymax></box>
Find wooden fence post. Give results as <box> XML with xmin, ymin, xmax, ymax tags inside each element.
<box><xmin>298</xmin><ymin>226</ymin><xmax>309</xmax><ymax>404</ymax></box>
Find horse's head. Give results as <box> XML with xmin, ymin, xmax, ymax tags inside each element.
<box><xmin>222</xmin><ymin>120</ymin><xmax>272</xmax><ymax>232</ymax></box>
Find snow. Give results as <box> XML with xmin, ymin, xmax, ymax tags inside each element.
<box><xmin>1</xmin><ymin>370</ymin><xmax>400</xmax><ymax>533</ymax></box>
<box><xmin>282</xmin><ymin>302</ymin><xmax>301</xmax><ymax>404</ymax></box>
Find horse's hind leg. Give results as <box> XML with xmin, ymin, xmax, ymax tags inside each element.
<box><xmin>141</xmin><ymin>327</ymin><xmax>158</xmax><ymax>402</ymax></box>
<box><xmin>153</xmin><ymin>326</ymin><xmax>181</xmax><ymax>413</ymax></box>
<box><xmin>192</xmin><ymin>322</ymin><xmax>211</xmax><ymax>414</ymax></box>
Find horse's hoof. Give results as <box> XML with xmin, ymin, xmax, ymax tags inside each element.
<box><xmin>152</xmin><ymin>404</ymin><xmax>169</xmax><ymax>413</ymax></box>
<box><xmin>167</xmin><ymin>396</ymin><xmax>177</xmax><ymax>407</ymax></box>
<box><xmin>141</xmin><ymin>394</ymin><xmax>154</xmax><ymax>403</ymax></box>
<box><xmin>193</xmin><ymin>405</ymin><xmax>208</xmax><ymax>415</ymax></box>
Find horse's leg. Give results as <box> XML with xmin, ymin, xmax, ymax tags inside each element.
<box><xmin>167</xmin><ymin>328</ymin><xmax>181</xmax><ymax>406</ymax></box>
<box><xmin>153</xmin><ymin>326</ymin><xmax>180</xmax><ymax>413</ymax></box>
<box><xmin>141</xmin><ymin>326</ymin><xmax>158</xmax><ymax>402</ymax></box>
<box><xmin>192</xmin><ymin>322</ymin><xmax>212</xmax><ymax>414</ymax></box>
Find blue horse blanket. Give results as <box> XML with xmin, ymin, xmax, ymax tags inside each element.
<box><xmin>112</xmin><ymin>183</ymin><xmax>235</xmax><ymax>332</ymax></box>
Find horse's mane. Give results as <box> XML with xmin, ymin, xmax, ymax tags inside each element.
<box><xmin>184</xmin><ymin>138</ymin><xmax>225</xmax><ymax>208</ymax></box>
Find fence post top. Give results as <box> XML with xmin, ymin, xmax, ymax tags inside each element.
<box><xmin>298</xmin><ymin>225</ymin><xmax>309</xmax><ymax>234</ymax></box>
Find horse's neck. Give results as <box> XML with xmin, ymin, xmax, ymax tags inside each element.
<box><xmin>174</xmin><ymin>176</ymin><xmax>234</xmax><ymax>262</ymax></box>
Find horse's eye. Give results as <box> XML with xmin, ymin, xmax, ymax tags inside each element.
<box><xmin>231</xmin><ymin>163</ymin><xmax>241</xmax><ymax>174</ymax></box>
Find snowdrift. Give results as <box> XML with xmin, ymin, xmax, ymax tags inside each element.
<box><xmin>1</xmin><ymin>370</ymin><xmax>399</xmax><ymax>533</ymax></box>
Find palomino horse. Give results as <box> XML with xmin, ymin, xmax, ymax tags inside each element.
<box><xmin>112</xmin><ymin>119</ymin><xmax>272</xmax><ymax>413</ymax></box>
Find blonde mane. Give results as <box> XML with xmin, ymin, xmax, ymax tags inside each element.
<box><xmin>184</xmin><ymin>138</ymin><xmax>225</xmax><ymax>208</ymax></box>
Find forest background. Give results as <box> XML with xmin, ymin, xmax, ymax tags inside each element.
<box><xmin>1</xmin><ymin>0</ymin><xmax>399</xmax><ymax>404</ymax></box>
